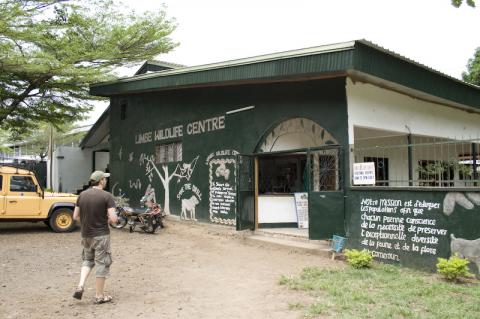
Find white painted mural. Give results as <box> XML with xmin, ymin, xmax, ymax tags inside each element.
<box><xmin>140</xmin><ymin>154</ymin><xmax>200</xmax><ymax>214</ymax></box>
<box><xmin>207</xmin><ymin>150</ymin><xmax>239</xmax><ymax>225</ymax></box>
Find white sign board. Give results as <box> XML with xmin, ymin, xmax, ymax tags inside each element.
<box><xmin>294</xmin><ymin>192</ymin><xmax>309</xmax><ymax>229</ymax></box>
<box><xmin>353</xmin><ymin>162</ymin><xmax>376</xmax><ymax>185</ymax></box>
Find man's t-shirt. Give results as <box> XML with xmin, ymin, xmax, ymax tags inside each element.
<box><xmin>76</xmin><ymin>187</ymin><xmax>116</xmax><ymax>238</ymax></box>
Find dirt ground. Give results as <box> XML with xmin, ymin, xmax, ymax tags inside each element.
<box><xmin>0</xmin><ymin>218</ymin><xmax>339</xmax><ymax>319</ymax></box>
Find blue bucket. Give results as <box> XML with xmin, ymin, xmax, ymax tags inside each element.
<box><xmin>331</xmin><ymin>235</ymin><xmax>346</xmax><ymax>253</ymax></box>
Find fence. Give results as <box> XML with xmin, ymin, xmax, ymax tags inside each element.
<box><xmin>352</xmin><ymin>135</ymin><xmax>480</xmax><ymax>188</ymax></box>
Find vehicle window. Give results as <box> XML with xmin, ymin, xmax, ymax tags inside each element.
<box><xmin>10</xmin><ymin>176</ymin><xmax>36</xmax><ymax>192</ymax></box>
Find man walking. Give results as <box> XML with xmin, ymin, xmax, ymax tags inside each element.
<box><xmin>73</xmin><ymin>171</ymin><xmax>118</xmax><ymax>304</ymax></box>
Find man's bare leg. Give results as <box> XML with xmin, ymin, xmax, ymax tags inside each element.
<box><xmin>78</xmin><ymin>266</ymin><xmax>92</xmax><ymax>288</ymax></box>
<box><xmin>95</xmin><ymin>277</ymin><xmax>106</xmax><ymax>298</ymax></box>
<box><xmin>73</xmin><ymin>266</ymin><xmax>91</xmax><ymax>299</ymax></box>
<box><xmin>94</xmin><ymin>277</ymin><xmax>112</xmax><ymax>303</ymax></box>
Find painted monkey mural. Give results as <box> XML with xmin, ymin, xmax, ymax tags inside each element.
<box><xmin>144</xmin><ymin>156</ymin><xmax>199</xmax><ymax>214</ymax></box>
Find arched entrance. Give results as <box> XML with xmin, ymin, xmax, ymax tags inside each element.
<box><xmin>257</xmin><ymin>117</ymin><xmax>338</xmax><ymax>152</ymax></box>
<box><xmin>237</xmin><ymin>118</ymin><xmax>344</xmax><ymax>239</ymax></box>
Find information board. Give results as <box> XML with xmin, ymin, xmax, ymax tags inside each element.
<box><xmin>294</xmin><ymin>192</ymin><xmax>309</xmax><ymax>229</ymax></box>
<box><xmin>353</xmin><ymin>162</ymin><xmax>376</xmax><ymax>185</ymax></box>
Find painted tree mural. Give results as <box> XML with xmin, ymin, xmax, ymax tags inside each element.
<box><xmin>144</xmin><ymin>156</ymin><xmax>199</xmax><ymax>214</ymax></box>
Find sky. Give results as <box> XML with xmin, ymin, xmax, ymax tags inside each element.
<box><xmin>83</xmin><ymin>0</ymin><xmax>480</xmax><ymax>125</ymax></box>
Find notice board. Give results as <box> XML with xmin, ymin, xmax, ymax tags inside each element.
<box><xmin>294</xmin><ymin>192</ymin><xmax>309</xmax><ymax>229</ymax></box>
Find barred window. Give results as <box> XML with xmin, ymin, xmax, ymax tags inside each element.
<box><xmin>155</xmin><ymin>142</ymin><xmax>182</xmax><ymax>164</ymax></box>
<box><xmin>353</xmin><ymin>126</ymin><xmax>480</xmax><ymax>188</ymax></box>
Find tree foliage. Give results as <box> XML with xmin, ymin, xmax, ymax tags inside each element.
<box><xmin>0</xmin><ymin>123</ymin><xmax>86</xmax><ymax>159</ymax></box>
<box><xmin>462</xmin><ymin>47</ymin><xmax>480</xmax><ymax>86</ymax></box>
<box><xmin>0</xmin><ymin>0</ymin><xmax>177</xmax><ymax>137</ymax></box>
<box><xmin>451</xmin><ymin>0</ymin><xmax>476</xmax><ymax>7</ymax></box>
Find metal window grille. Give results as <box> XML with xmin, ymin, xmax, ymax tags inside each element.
<box><xmin>352</xmin><ymin>135</ymin><xmax>480</xmax><ymax>188</ymax></box>
<box><xmin>310</xmin><ymin>148</ymin><xmax>342</xmax><ymax>191</ymax></box>
<box><xmin>155</xmin><ymin>142</ymin><xmax>182</xmax><ymax>164</ymax></box>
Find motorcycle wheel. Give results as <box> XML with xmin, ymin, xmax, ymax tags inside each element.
<box><xmin>110</xmin><ymin>215</ymin><xmax>128</xmax><ymax>229</ymax></box>
<box><xmin>142</xmin><ymin>217</ymin><xmax>158</xmax><ymax>234</ymax></box>
<box><xmin>157</xmin><ymin>216</ymin><xmax>165</xmax><ymax>229</ymax></box>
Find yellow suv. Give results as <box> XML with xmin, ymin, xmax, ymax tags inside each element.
<box><xmin>0</xmin><ymin>166</ymin><xmax>78</xmax><ymax>232</ymax></box>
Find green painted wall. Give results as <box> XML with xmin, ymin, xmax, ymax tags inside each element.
<box><xmin>346</xmin><ymin>189</ymin><xmax>480</xmax><ymax>275</ymax></box>
<box><xmin>109</xmin><ymin>78</ymin><xmax>349</xmax><ymax>230</ymax></box>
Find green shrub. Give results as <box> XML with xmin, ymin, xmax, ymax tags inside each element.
<box><xmin>344</xmin><ymin>249</ymin><xmax>373</xmax><ymax>269</ymax></box>
<box><xmin>436</xmin><ymin>254</ymin><xmax>473</xmax><ymax>282</ymax></box>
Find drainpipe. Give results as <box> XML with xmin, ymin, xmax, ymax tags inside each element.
<box><xmin>473</xmin><ymin>143</ymin><xmax>478</xmax><ymax>187</ymax></box>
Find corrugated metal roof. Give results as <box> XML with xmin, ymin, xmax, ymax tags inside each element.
<box><xmin>90</xmin><ymin>39</ymin><xmax>480</xmax><ymax>110</ymax></box>
<box><xmin>94</xmin><ymin>40</ymin><xmax>356</xmax><ymax>87</ymax></box>
<box><xmin>356</xmin><ymin>39</ymin><xmax>478</xmax><ymax>89</ymax></box>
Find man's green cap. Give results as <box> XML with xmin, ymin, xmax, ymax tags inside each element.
<box><xmin>90</xmin><ymin>170</ymin><xmax>110</xmax><ymax>182</ymax></box>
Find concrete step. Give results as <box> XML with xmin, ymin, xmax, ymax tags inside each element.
<box><xmin>254</xmin><ymin>228</ymin><xmax>310</xmax><ymax>243</ymax></box>
<box><xmin>246</xmin><ymin>233</ymin><xmax>333</xmax><ymax>257</ymax></box>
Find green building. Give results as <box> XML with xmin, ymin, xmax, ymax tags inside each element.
<box><xmin>91</xmin><ymin>40</ymin><xmax>480</xmax><ymax>274</ymax></box>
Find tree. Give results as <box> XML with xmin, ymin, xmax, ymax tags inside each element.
<box><xmin>462</xmin><ymin>48</ymin><xmax>480</xmax><ymax>86</ymax></box>
<box><xmin>0</xmin><ymin>0</ymin><xmax>177</xmax><ymax>138</ymax></box>
<box><xmin>451</xmin><ymin>0</ymin><xmax>479</xmax><ymax>85</ymax></box>
<box><xmin>0</xmin><ymin>123</ymin><xmax>86</xmax><ymax>160</ymax></box>
<box><xmin>144</xmin><ymin>156</ymin><xmax>198</xmax><ymax>214</ymax></box>
<box><xmin>451</xmin><ymin>0</ymin><xmax>476</xmax><ymax>7</ymax></box>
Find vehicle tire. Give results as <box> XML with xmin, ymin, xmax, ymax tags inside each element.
<box><xmin>142</xmin><ymin>217</ymin><xmax>157</xmax><ymax>234</ymax></box>
<box><xmin>43</xmin><ymin>220</ymin><xmax>52</xmax><ymax>229</ymax></box>
<box><xmin>49</xmin><ymin>208</ymin><xmax>76</xmax><ymax>233</ymax></box>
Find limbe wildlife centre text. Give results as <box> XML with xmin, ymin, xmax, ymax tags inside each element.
<box><xmin>135</xmin><ymin>115</ymin><xmax>226</xmax><ymax>144</ymax></box>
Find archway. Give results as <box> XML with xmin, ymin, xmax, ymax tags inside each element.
<box><xmin>254</xmin><ymin>118</ymin><xmax>339</xmax><ymax>233</ymax></box>
<box><xmin>256</xmin><ymin>117</ymin><xmax>338</xmax><ymax>153</ymax></box>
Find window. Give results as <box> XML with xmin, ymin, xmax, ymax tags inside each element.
<box><xmin>310</xmin><ymin>149</ymin><xmax>341</xmax><ymax>191</ymax></box>
<box><xmin>0</xmin><ymin>175</ymin><xmax>2</xmax><ymax>191</ymax></box>
<box><xmin>364</xmin><ymin>157</ymin><xmax>389</xmax><ymax>186</ymax></box>
<box><xmin>258</xmin><ymin>154</ymin><xmax>307</xmax><ymax>194</ymax></box>
<box><xmin>10</xmin><ymin>176</ymin><xmax>36</xmax><ymax>192</ymax></box>
<box><xmin>155</xmin><ymin>142</ymin><xmax>182</xmax><ymax>164</ymax></box>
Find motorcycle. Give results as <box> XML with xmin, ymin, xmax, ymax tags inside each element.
<box><xmin>111</xmin><ymin>196</ymin><xmax>166</xmax><ymax>234</ymax></box>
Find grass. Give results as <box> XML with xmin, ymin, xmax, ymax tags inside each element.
<box><xmin>279</xmin><ymin>264</ymin><xmax>480</xmax><ymax>319</ymax></box>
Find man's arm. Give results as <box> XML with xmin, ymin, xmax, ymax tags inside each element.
<box><xmin>73</xmin><ymin>206</ymin><xmax>80</xmax><ymax>222</ymax></box>
<box><xmin>107</xmin><ymin>207</ymin><xmax>118</xmax><ymax>225</ymax></box>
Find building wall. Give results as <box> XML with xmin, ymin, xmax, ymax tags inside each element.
<box><xmin>345</xmin><ymin>79</ymin><xmax>480</xmax><ymax>276</ymax></box>
<box><xmin>346</xmin><ymin>189</ymin><xmax>480</xmax><ymax>276</ymax></box>
<box><xmin>94</xmin><ymin>151</ymin><xmax>110</xmax><ymax>171</ymax></box>
<box><xmin>51</xmin><ymin>146</ymin><xmax>92</xmax><ymax>193</ymax></box>
<box><xmin>108</xmin><ymin>78</ymin><xmax>349</xmax><ymax>225</ymax></box>
<box><xmin>346</xmin><ymin>78</ymin><xmax>480</xmax><ymax>144</ymax></box>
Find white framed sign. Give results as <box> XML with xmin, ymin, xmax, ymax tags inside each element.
<box><xmin>294</xmin><ymin>192</ymin><xmax>309</xmax><ymax>229</ymax></box>
<box><xmin>353</xmin><ymin>162</ymin><xmax>376</xmax><ymax>185</ymax></box>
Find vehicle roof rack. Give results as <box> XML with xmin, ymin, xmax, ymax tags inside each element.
<box><xmin>0</xmin><ymin>164</ymin><xmax>35</xmax><ymax>175</ymax></box>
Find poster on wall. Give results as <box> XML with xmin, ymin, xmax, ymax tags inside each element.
<box><xmin>353</xmin><ymin>162</ymin><xmax>376</xmax><ymax>185</ymax></box>
<box><xmin>294</xmin><ymin>192</ymin><xmax>309</xmax><ymax>229</ymax></box>
<box><xmin>207</xmin><ymin>150</ymin><xmax>239</xmax><ymax>226</ymax></box>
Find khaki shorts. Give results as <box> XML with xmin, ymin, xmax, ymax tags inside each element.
<box><xmin>81</xmin><ymin>235</ymin><xmax>112</xmax><ymax>277</ymax></box>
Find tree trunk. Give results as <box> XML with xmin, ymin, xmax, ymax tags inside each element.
<box><xmin>162</xmin><ymin>165</ymin><xmax>171</xmax><ymax>214</ymax></box>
